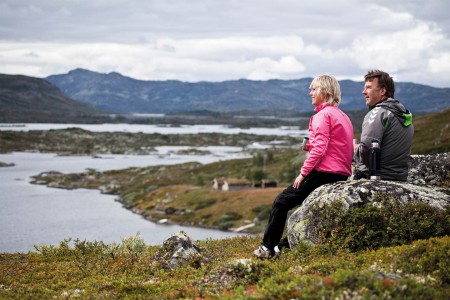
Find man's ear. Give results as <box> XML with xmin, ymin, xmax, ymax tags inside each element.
<box><xmin>380</xmin><ymin>87</ymin><xmax>387</xmax><ymax>97</ymax></box>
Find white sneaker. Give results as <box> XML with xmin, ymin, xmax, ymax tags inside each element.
<box><xmin>273</xmin><ymin>246</ymin><xmax>281</xmax><ymax>258</ymax></box>
<box><xmin>253</xmin><ymin>245</ymin><xmax>274</xmax><ymax>259</ymax></box>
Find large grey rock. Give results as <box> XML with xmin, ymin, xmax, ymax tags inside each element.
<box><xmin>287</xmin><ymin>179</ymin><xmax>450</xmax><ymax>249</ymax></box>
<box><xmin>408</xmin><ymin>152</ymin><xmax>449</xmax><ymax>187</ymax></box>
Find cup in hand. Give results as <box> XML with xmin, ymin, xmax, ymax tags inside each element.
<box><xmin>302</xmin><ymin>137</ymin><xmax>310</xmax><ymax>151</ymax></box>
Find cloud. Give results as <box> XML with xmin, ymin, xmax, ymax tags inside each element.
<box><xmin>350</xmin><ymin>22</ymin><xmax>443</xmax><ymax>70</ymax></box>
<box><xmin>0</xmin><ymin>0</ymin><xmax>449</xmax><ymax>87</ymax></box>
<box><xmin>372</xmin><ymin>0</ymin><xmax>450</xmax><ymax>34</ymax></box>
<box><xmin>349</xmin><ymin>21</ymin><xmax>449</xmax><ymax>85</ymax></box>
<box><xmin>0</xmin><ymin>36</ymin><xmax>308</xmax><ymax>81</ymax></box>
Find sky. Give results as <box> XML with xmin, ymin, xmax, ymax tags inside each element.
<box><xmin>1</xmin><ymin>0</ymin><xmax>449</xmax><ymax>87</ymax></box>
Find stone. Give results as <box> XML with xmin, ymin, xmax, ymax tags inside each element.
<box><xmin>152</xmin><ymin>231</ymin><xmax>203</xmax><ymax>269</ymax></box>
<box><xmin>0</xmin><ymin>161</ymin><xmax>15</xmax><ymax>167</ymax></box>
<box><xmin>287</xmin><ymin>152</ymin><xmax>450</xmax><ymax>249</ymax></box>
<box><xmin>407</xmin><ymin>152</ymin><xmax>449</xmax><ymax>187</ymax></box>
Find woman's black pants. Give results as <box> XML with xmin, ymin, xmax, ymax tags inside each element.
<box><xmin>262</xmin><ymin>169</ymin><xmax>348</xmax><ymax>250</ymax></box>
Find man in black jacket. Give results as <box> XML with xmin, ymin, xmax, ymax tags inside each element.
<box><xmin>354</xmin><ymin>70</ymin><xmax>414</xmax><ymax>181</ymax></box>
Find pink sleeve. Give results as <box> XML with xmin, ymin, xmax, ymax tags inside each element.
<box><xmin>300</xmin><ymin>112</ymin><xmax>330</xmax><ymax>176</ymax></box>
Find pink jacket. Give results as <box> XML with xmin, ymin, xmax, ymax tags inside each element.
<box><xmin>300</xmin><ymin>103</ymin><xmax>354</xmax><ymax>177</ymax></box>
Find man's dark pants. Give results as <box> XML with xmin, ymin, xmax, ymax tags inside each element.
<box><xmin>262</xmin><ymin>169</ymin><xmax>348</xmax><ymax>250</ymax></box>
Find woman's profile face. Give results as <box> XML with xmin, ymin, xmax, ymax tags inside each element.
<box><xmin>309</xmin><ymin>85</ymin><xmax>325</xmax><ymax>106</ymax></box>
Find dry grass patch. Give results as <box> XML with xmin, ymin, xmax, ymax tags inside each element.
<box><xmin>135</xmin><ymin>185</ymin><xmax>282</xmax><ymax>230</ymax></box>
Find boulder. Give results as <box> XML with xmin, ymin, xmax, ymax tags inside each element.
<box><xmin>0</xmin><ymin>161</ymin><xmax>14</xmax><ymax>167</ymax></box>
<box><xmin>152</xmin><ymin>231</ymin><xmax>203</xmax><ymax>269</ymax></box>
<box><xmin>287</xmin><ymin>153</ymin><xmax>450</xmax><ymax>249</ymax></box>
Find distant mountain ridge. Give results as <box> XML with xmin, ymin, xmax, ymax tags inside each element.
<box><xmin>0</xmin><ymin>74</ymin><xmax>102</xmax><ymax>123</ymax></box>
<box><xmin>46</xmin><ymin>68</ymin><xmax>450</xmax><ymax>114</ymax></box>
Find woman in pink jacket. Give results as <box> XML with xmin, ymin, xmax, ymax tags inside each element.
<box><xmin>254</xmin><ymin>74</ymin><xmax>354</xmax><ymax>259</ymax></box>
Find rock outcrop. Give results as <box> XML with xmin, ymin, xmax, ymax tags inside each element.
<box><xmin>287</xmin><ymin>152</ymin><xmax>450</xmax><ymax>249</ymax></box>
<box><xmin>152</xmin><ymin>231</ymin><xmax>203</xmax><ymax>269</ymax></box>
<box><xmin>407</xmin><ymin>152</ymin><xmax>449</xmax><ymax>187</ymax></box>
<box><xmin>0</xmin><ymin>161</ymin><xmax>15</xmax><ymax>167</ymax></box>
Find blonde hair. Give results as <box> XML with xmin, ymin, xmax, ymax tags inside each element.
<box><xmin>310</xmin><ymin>74</ymin><xmax>341</xmax><ymax>105</ymax></box>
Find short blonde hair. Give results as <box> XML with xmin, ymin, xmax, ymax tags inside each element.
<box><xmin>310</xmin><ymin>74</ymin><xmax>341</xmax><ymax>105</ymax></box>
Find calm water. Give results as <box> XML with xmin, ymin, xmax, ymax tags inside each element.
<box><xmin>0</xmin><ymin>153</ymin><xmax>251</xmax><ymax>252</ymax></box>
<box><xmin>0</xmin><ymin>123</ymin><xmax>307</xmax><ymax>137</ymax></box>
<box><xmin>0</xmin><ymin>149</ymin><xmax>249</xmax><ymax>253</ymax></box>
<box><xmin>0</xmin><ymin>124</ymin><xmax>306</xmax><ymax>253</ymax></box>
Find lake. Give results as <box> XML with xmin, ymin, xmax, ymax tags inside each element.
<box><xmin>0</xmin><ymin>124</ymin><xmax>306</xmax><ymax>253</ymax></box>
<box><xmin>0</xmin><ymin>123</ymin><xmax>307</xmax><ymax>137</ymax></box>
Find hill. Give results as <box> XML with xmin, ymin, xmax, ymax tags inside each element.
<box><xmin>412</xmin><ymin>108</ymin><xmax>450</xmax><ymax>154</ymax></box>
<box><xmin>46</xmin><ymin>68</ymin><xmax>450</xmax><ymax>114</ymax></box>
<box><xmin>0</xmin><ymin>74</ymin><xmax>104</xmax><ymax>123</ymax></box>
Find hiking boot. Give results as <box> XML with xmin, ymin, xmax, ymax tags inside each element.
<box><xmin>253</xmin><ymin>245</ymin><xmax>274</xmax><ymax>259</ymax></box>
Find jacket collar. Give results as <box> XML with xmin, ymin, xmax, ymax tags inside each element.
<box><xmin>315</xmin><ymin>103</ymin><xmax>333</xmax><ymax>112</ymax></box>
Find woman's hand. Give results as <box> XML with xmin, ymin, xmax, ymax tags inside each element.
<box><xmin>293</xmin><ymin>174</ymin><xmax>304</xmax><ymax>189</ymax></box>
<box><xmin>353</xmin><ymin>138</ymin><xmax>359</xmax><ymax>152</ymax></box>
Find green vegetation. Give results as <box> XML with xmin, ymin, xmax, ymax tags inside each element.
<box><xmin>1</xmin><ymin>234</ymin><xmax>448</xmax><ymax>299</ymax></box>
<box><xmin>412</xmin><ymin>108</ymin><xmax>450</xmax><ymax>154</ymax></box>
<box><xmin>305</xmin><ymin>197</ymin><xmax>450</xmax><ymax>252</ymax></box>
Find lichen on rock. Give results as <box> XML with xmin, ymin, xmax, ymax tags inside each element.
<box><xmin>408</xmin><ymin>152</ymin><xmax>449</xmax><ymax>187</ymax></box>
<box><xmin>152</xmin><ymin>231</ymin><xmax>204</xmax><ymax>269</ymax></box>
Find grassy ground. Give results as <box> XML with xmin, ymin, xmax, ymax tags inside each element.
<box><xmin>1</xmin><ymin>234</ymin><xmax>448</xmax><ymax>299</ymax></box>
<box><xmin>133</xmin><ymin>185</ymin><xmax>283</xmax><ymax>232</ymax></box>
<box><xmin>411</xmin><ymin>108</ymin><xmax>450</xmax><ymax>154</ymax></box>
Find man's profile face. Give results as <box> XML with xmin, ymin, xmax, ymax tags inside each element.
<box><xmin>362</xmin><ymin>78</ymin><xmax>386</xmax><ymax>106</ymax></box>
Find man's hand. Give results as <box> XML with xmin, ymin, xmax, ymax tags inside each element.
<box><xmin>293</xmin><ymin>174</ymin><xmax>304</xmax><ymax>189</ymax></box>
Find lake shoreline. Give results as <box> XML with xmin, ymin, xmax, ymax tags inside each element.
<box><xmin>0</xmin><ymin>149</ymin><xmax>257</xmax><ymax>253</ymax></box>
<box><xmin>30</xmin><ymin>171</ymin><xmax>262</xmax><ymax>235</ymax></box>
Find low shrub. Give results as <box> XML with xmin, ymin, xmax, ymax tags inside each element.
<box><xmin>194</xmin><ymin>198</ymin><xmax>217</xmax><ymax>210</ymax></box>
<box><xmin>308</xmin><ymin>198</ymin><xmax>450</xmax><ymax>252</ymax></box>
<box><xmin>252</xmin><ymin>204</ymin><xmax>272</xmax><ymax>221</ymax></box>
<box><xmin>2</xmin><ymin>235</ymin><xmax>449</xmax><ymax>299</ymax></box>
<box><xmin>212</xmin><ymin>212</ymin><xmax>243</xmax><ymax>230</ymax></box>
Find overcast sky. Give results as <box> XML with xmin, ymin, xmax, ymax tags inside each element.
<box><xmin>1</xmin><ymin>0</ymin><xmax>449</xmax><ymax>87</ymax></box>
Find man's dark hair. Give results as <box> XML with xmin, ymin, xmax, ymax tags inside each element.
<box><xmin>364</xmin><ymin>70</ymin><xmax>395</xmax><ymax>98</ymax></box>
